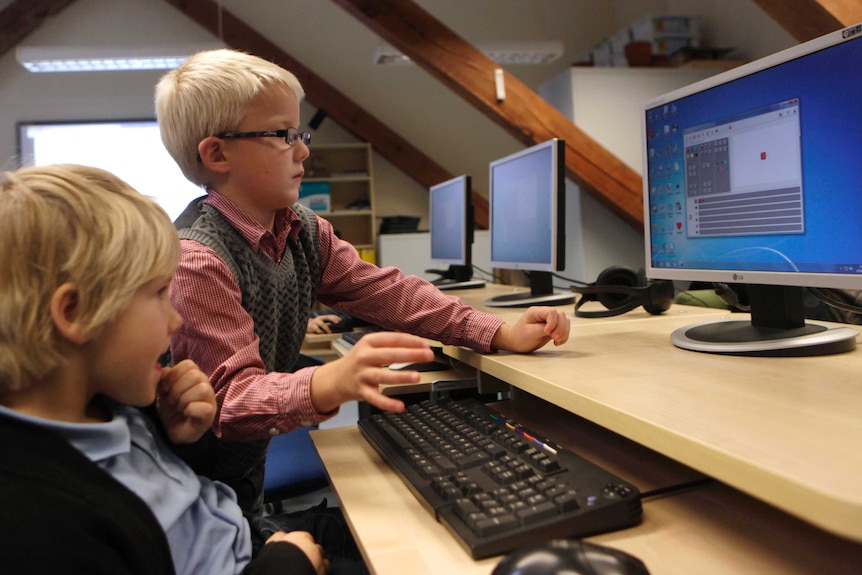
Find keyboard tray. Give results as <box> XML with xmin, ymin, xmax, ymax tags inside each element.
<box><xmin>358</xmin><ymin>397</ymin><xmax>642</xmax><ymax>559</ymax></box>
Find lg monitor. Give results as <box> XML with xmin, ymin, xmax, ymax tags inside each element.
<box><xmin>485</xmin><ymin>138</ymin><xmax>574</xmax><ymax>308</ymax></box>
<box><xmin>642</xmin><ymin>24</ymin><xmax>862</xmax><ymax>356</ymax></box>
<box><xmin>16</xmin><ymin>119</ymin><xmax>204</xmax><ymax>221</ymax></box>
<box><xmin>426</xmin><ymin>175</ymin><xmax>485</xmax><ymax>290</ymax></box>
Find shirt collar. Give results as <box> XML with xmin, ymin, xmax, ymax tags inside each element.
<box><xmin>203</xmin><ymin>190</ymin><xmax>303</xmax><ymax>255</ymax></box>
<box><xmin>0</xmin><ymin>401</ymin><xmax>130</xmax><ymax>462</ymax></box>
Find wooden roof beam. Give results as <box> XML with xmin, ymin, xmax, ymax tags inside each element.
<box><xmin>331</xmin><ymin>0</ymin><xmax>645</xmax><ymax>231</ymax></box>
<box><xmin>750</xmin><ymin>0</ymin><xmax>862</xmax><ymax>42</ymax></box>
<box><xmin>0</xmin><ymin>0</ymin><xmax>76</xmax><ymax>58</ymax></box>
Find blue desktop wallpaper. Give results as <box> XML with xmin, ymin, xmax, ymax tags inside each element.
<box><xmin>645</xmin><ymin>33</ymin><xmax>862</xmax><ymax>277</ymax></box>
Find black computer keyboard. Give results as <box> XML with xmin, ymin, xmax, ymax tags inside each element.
<box><xmin>358</xmin><ymin>397</ymin><xmax>642</xmax><ymax>559</ymax></box>
<box><xmin>335</xmin><ymin>326</ymin><xmax>386</xmax><ymax>347</ymax></box>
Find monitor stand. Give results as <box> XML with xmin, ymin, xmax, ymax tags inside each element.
<box><xmin>435</xmin><ymin>279</ymin><xmax>486</xmax><ymax>291</ymax></box>
<box><xmin>484</xmin><ymin>271</ymin><xmax>574</xmax><ymax>308</ymax></box>
<box><xmin>671</xmin><ymin>285</ymin><xmax>858</xmax><ymax>357</ymax></box>
<box><xmin>427</xmin><ymin>265</ymin><xmax>485</xmax><ymax>291</ymax></box>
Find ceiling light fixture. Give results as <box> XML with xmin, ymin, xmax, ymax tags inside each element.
<box><xmin>373</xmin><ymin>41</ymin><xmax>564</xmax><ymax>66</ymax></box>
<box><xmin>16</xmin><ymin>44</ymin><xmax>223</xmax><ymax>73</ymax></box>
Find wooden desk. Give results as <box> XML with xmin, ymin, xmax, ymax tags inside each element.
<box><xmin>310</xmin><ymin>285</ymin><xmax>862</xmax><ymax>573</ymax></box>
<box><xmin>312</xmin><ymin>395</ymin><xmax>862</xmax><ymax>574</ymax></box>
<box><xmin>301</xmin><ymin>332</ymin><xmax>342</xmax><ymax>362</ymax></box>
<box><xmin>443</xmin><ymin>312</ymin><xmax>862</xmax><ymax>542</ymax></box>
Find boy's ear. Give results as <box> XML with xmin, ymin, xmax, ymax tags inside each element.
<box><xmin>50</xmin><ymin>283</ymin><xmax>90</xmax><ymax>344</ymax></box>
<box><xmin>198</xmin><ymin>136</ymin><xmax>229</xmax><ymax>174</ymax></box>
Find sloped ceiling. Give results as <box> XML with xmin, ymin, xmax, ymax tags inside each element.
<box><xmin>1</xmin><ymin>0</ymin><xmax>860</xmax><ymax>231</ymax></box>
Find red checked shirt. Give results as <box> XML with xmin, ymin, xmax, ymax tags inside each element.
<box><xmin>169</xmin><ymin>190</ymin><xmax>505</xmax><ymax>441</ymax></box>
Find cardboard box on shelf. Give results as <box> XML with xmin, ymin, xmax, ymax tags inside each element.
<box><xmin>298</xmin><ymin>182</ymin><xmax>331</xmax><ymax>212</ymax></box>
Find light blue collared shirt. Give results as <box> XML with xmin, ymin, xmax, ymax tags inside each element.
<box><xmin>0</xmin><ymin>403</ymin><xmax>252</xmax><ymax>575</ymax></box>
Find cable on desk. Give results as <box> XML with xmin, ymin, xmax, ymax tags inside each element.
<box><xmin>675</xmin><ymin>289</ymin><xmax>716</xmax><ymax>309</ymax></box>
<box><xmin>640</xmin><ymin>477</ymin><xmax>716</xmax><ymax>501</ymax></box>
<box><xmin>472</xmin><ymin>264</ymin><xmax>502</xmax><ymax>283</ymax></box>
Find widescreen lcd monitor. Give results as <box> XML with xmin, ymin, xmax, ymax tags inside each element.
<box><xmin>485</xmin><ymin>138</ymin><xmax>573</xmax><ymax>308</ymax></box>
<box><xmin>642</xmin><ymin>24</ymin><xmax>862</xmax><ymax>356</ymax></box>
<box><xmin>427</xmin><ymin>175</ymin><xmax>484</xmax><ymax>290</ymax></box>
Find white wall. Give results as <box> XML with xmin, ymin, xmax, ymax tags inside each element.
<box><xmin>0</xmin><ymin>0</ymin><xmax>428</xmax><ymax>228</ymax></box>
<box><xmin>0</xmin><ymin>0</ymin><xmax>207</xmax><ymax>171</ymax></box>
<box><xmin>378</xmin><ymin>230</ymin><xmax>491</xmax><ymax>282</ymax></box>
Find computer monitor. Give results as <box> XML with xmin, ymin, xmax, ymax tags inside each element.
<box><xmin>16</xmin><ymin>119</ymin><xmax>204</xmax><ymax>221</ymax></box>
<box><xmin>426</xmin><ymin>175</ymin><xmax>485</xmax><ymax>290</ymax></box>
<box><xmin>485</xmin><ymin>138</ymin><xmax>574</xmax><ymax>308</ymax></box>
<box><xmin>642</xmin><ymin>23</ymin><xmax>862</xmax><ymax>356</ymax></box>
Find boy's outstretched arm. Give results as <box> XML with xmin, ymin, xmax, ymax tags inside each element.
<box><xmin>491</xmin><ymin>306</ymin><xmax>571</xmax><ymax>353</ymax></box>
<box><xmin>309</xmin><ymin>332</ymin><xmax>435</xmax><ymax>414</ymax></box>
<box><xmin>156</xmin><ymin>359</ymin><xmax>217</xmax><ymax>445</ymax></box>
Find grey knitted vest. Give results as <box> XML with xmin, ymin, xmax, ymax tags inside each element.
<box><xmin>174</xmin><ymin>198</ymin><xmax>321</xmax><ymax>485</ymax></box>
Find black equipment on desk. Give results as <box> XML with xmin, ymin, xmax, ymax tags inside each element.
<box><xmin>570</xmin><ymin>266</ymin><xmax>674</xmax><ymax>319</ymax></box>
<box><xmin>313</xmin><ymin>309</ymin><xmax>375</xmax><ymax>333</ymax></box>
<box><xmin>358</xmin><ymin>397</ymin><xmax>642</xmax><ymax>559</ymax></box>
<box><xmin>333</xmin><ymin>325</ymin><xmax>386</xmax><ymax>349</ymax></box>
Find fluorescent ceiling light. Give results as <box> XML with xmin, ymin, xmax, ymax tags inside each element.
<box><xmin>16</xmin><ymin>44</ymin><xmax>222</xmax><ymax>73</ymax></box>
<box><xmin>374</xmin><ymin>41</ymin><xmax>564</xmax><ymax>66</ymax></box>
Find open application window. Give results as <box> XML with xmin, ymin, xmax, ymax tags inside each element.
<box><xmin>683</xmin><ymin>99</ymin><xmax>803</xmax><ymax>238</ymax></box>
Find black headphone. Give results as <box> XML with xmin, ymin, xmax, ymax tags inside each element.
<box><xmin>570</xmin><ymin>266</ymin><xmax>674</xmax><ymax>318</ymax></box>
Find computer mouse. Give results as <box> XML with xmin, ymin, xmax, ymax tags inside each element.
<box><xmin>491</xmin><ymin>539</ymin><xmax>649</xmax><ymax>575</ymax></box>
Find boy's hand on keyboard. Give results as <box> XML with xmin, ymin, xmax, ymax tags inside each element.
<box><xmin>309</xmin><ymin>332</ymin><xmax>435</xmax><ymax>414</ymax></box>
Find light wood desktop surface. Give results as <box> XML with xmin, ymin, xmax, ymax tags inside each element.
<box><xmin>443</xmin><ymin>309</ymin><xmax>862</xmax><ymax>542</ymax></box>
<box><xmin>312</xmin><ymin>394</ymin><xmax>862</xmax><ymax>575</ymax></box>
<box><xmin>310</xmin><ymin>284</ymin><xmax>862</xmax><ymax>573</ymax></box>
<box><xmin>301</xmin><ymin>331</ymin><xmax>342</xmax><ymax>362</ymax></box>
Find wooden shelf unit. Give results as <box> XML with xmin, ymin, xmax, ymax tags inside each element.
<box><xmin>305</xmin><ymin>143</ymin><xmax>376</xmax><ymax>258</ymax></box>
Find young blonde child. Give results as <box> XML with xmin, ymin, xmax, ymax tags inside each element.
<box><xmin>0</xmin><ymin>164</ymin><xmax>327</xmax><ymax>575</ymax></box>
<box><xmin>155</xmin><ymin>50</ymin><xmax>571</xmax><ymax>539</ymax></box>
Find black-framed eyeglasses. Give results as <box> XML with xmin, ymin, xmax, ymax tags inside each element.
<box><xmin>217</xmin><ymin>127</ymin><xmax>312</xmax><ymax>147</ymax></box>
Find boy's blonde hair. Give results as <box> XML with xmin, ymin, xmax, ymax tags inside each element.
<box><xmin>0</xmin><ymin>164</ymin><xmax>180</xmax><ymax>393</ymax></box>
<box><xmin>155</xmin><ymin>48</ymin><xmax>305</xmax><ymax>186</ymax></box>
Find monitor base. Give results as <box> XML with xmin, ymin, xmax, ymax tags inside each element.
<box><xmin>485</xmin><ymin>291</ymin><xmax>575</xmax><ymax>308</ymax></box>
<box><xmin>435</xmin><ymin>279</ymin><xmax>486</xmax><ymax>291</ymax></box>
<box><xmin>671</xmin><ymin>319</ymin><xmax>858</xmax><ymax>357</ymax></box>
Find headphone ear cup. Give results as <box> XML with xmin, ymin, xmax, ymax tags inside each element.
<box><xmin>593</xmin><ymin>266</ymin><xmax>640</xmax><ymax>310</ymax></box>
<box><xmin>638</xmin><ymin>269</ymin><xmax>674</xmax><ymax>315</ymax></box>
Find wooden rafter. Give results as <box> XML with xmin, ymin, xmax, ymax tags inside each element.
<box><xmin>331</xmin><ymin>0</ymin><xmax>645</xmax><ymax>231</ymax></box>
<box><xmin>750</xmin><ymin>0</ymin><xmax>862</xmax><ymax>42</ymax></box>
<box><xmin>2</xmin><ymin>0</ymin><xmax>857</xmax><ymax>231</ymax></box>
<box><xmin>0</xmin><ymin>0</ymin><xmax>76</xmax><ymax>58</ymax></box>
